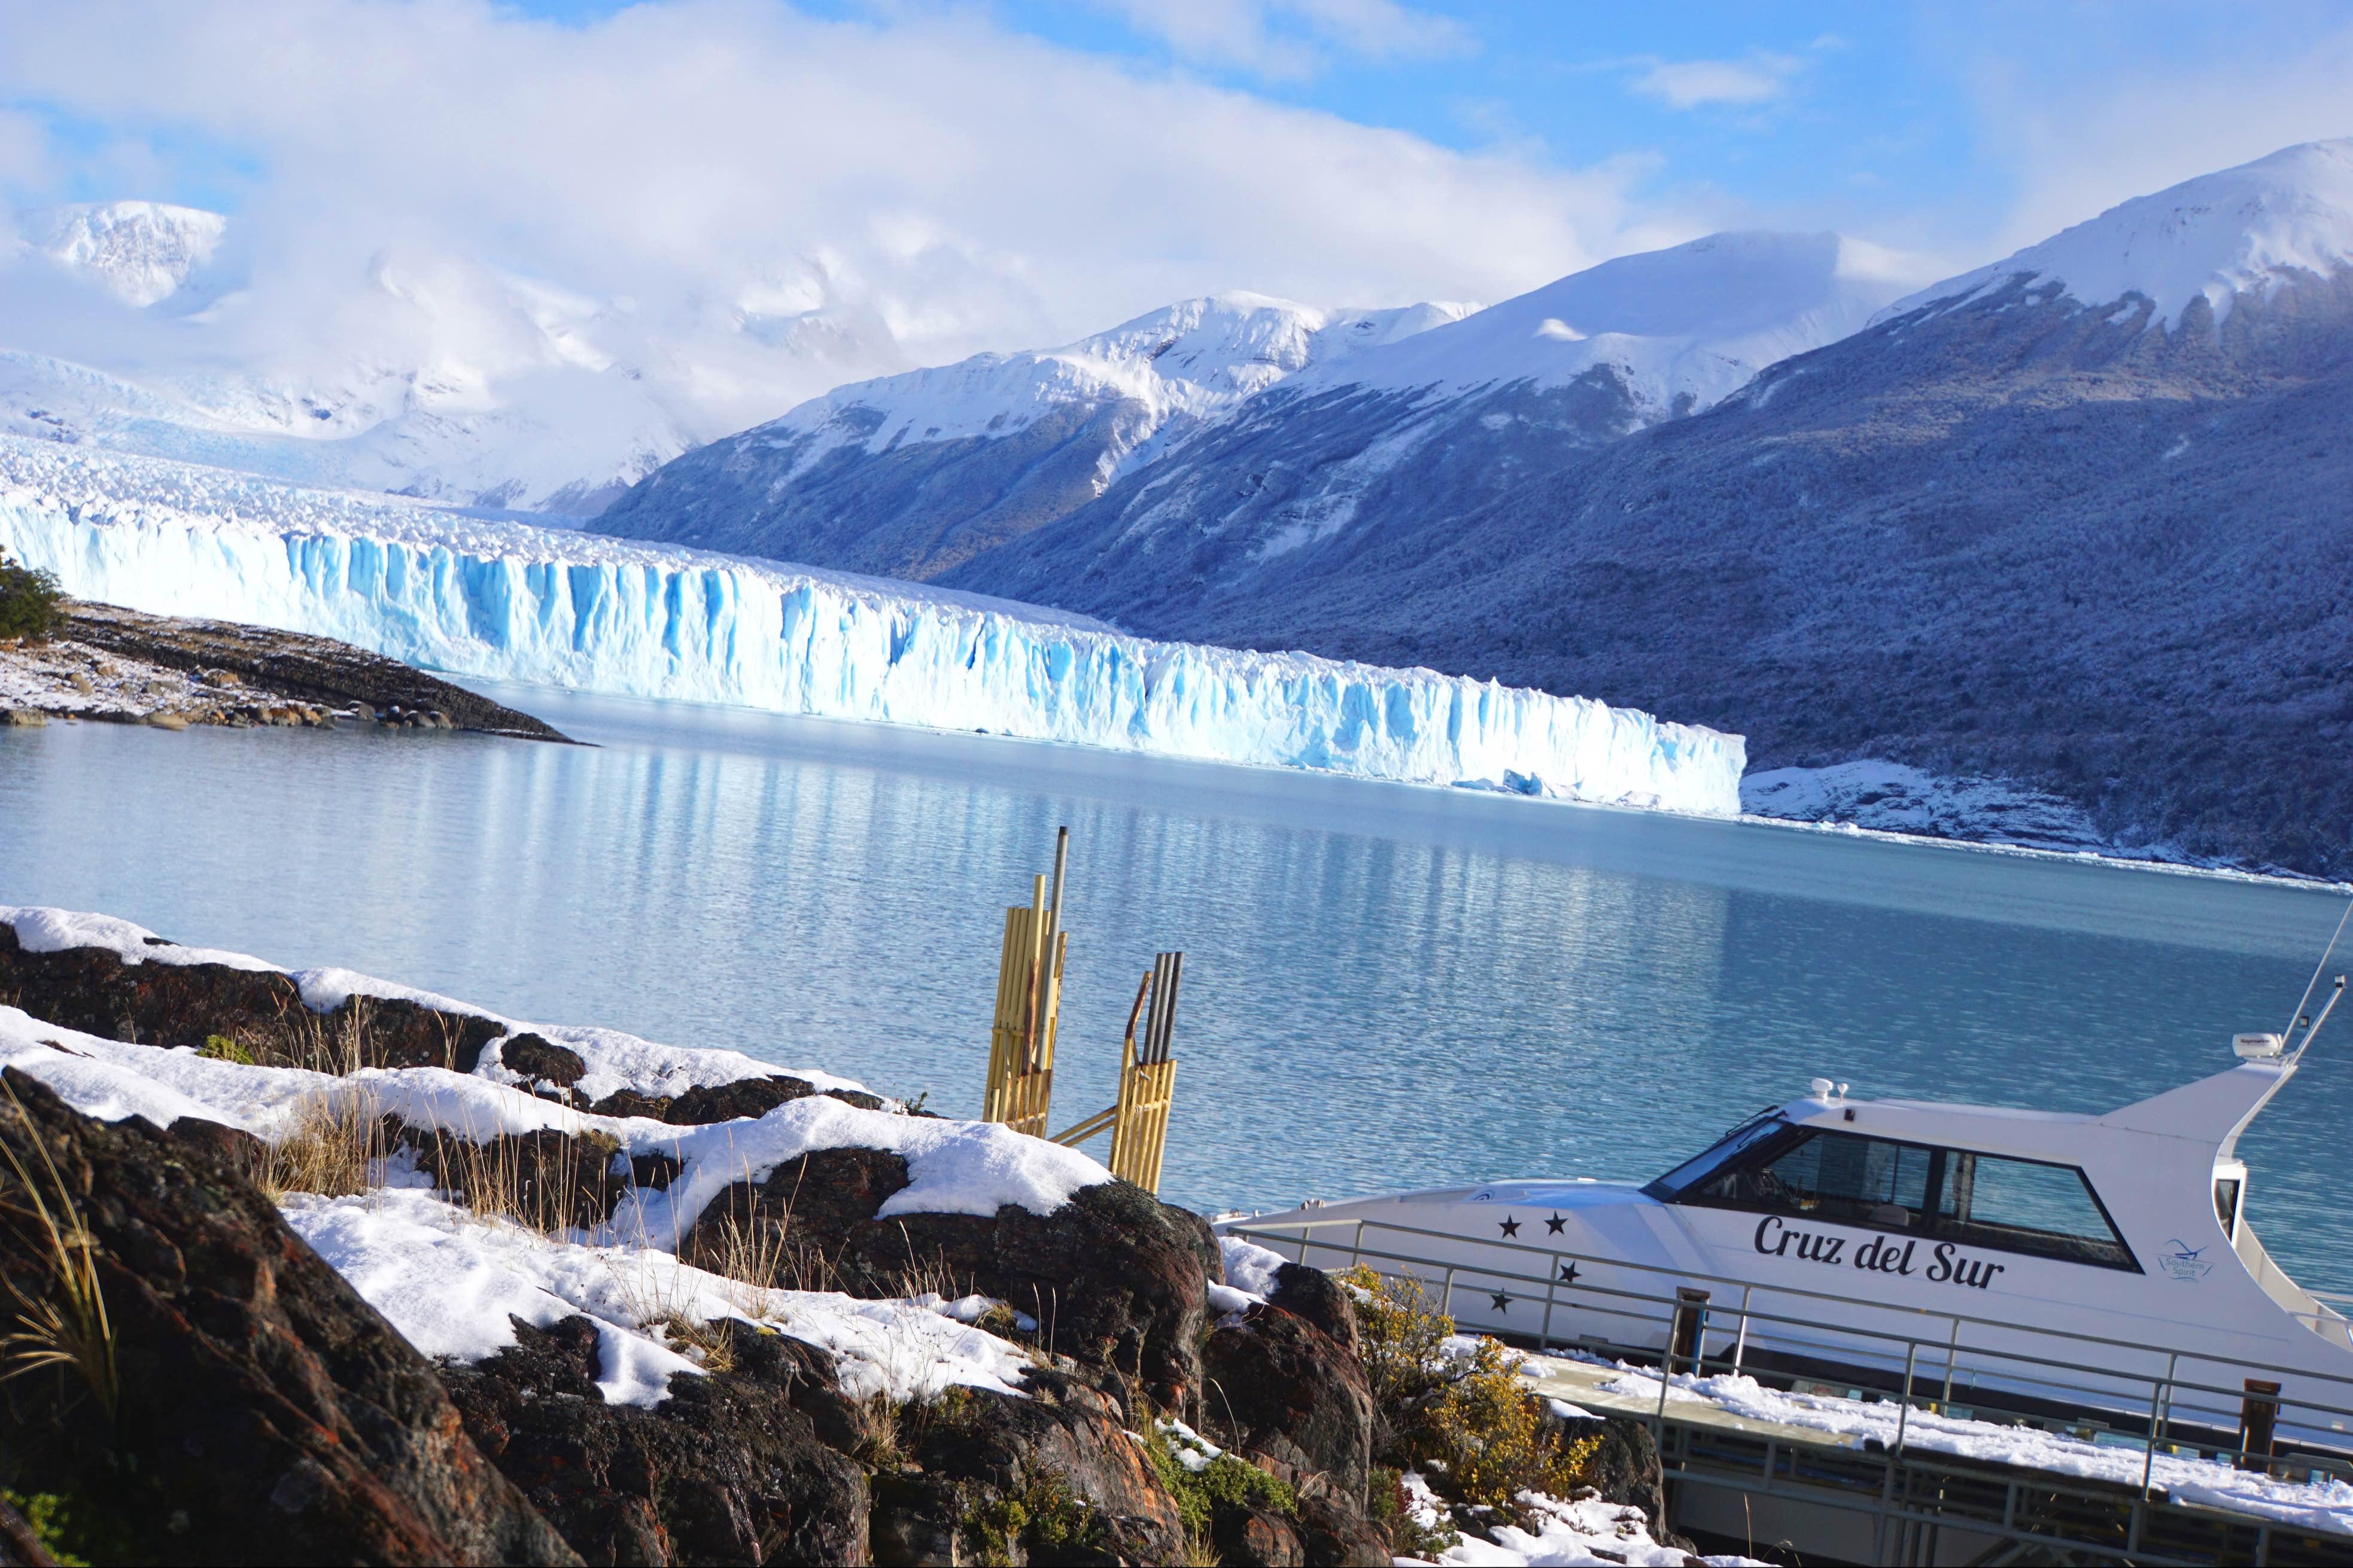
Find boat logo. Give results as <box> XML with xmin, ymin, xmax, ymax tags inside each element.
<box><xmin>2158</xmin><ymin>1240</ymin><xmax>2212</xmax><ymax>1281</ymax></box>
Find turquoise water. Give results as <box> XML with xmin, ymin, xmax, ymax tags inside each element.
<box><xmin>4</xmin><ymin>687</ymin><xmax>2348</xmax><ymax>1283</ymax></box>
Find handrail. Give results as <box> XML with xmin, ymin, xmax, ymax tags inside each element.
<box><xmin>1230</xmin><ymin>1222</ymin><xmax>2353</xmax><ymax>1433</ymax></box>
<box><xmin>1225</xmin><ymin>1212</ymin><xmax>2353</xmax><ymax>1396</ymax></box>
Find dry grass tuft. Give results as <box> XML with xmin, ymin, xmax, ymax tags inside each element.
<box><xmin>263</xmin><ymin>1092</ymin><xmax>385</xmax><ymax>1199</ymax></box>
<box><xmin>0</xmin><ymin>1082</ymin><xmax>117</xmax><ymax>1420</ymax></box>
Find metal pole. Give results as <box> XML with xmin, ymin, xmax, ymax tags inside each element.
<box><xmin>2141</xmin><ymin>1356</ymin><xmax>2173</xmax><ymax>1500</ymax></box>
<box><xmin>1440</xmin><ymin>1266</ymin><xmax>1456</xmax><ymax>1319</ymax></box>
<box><xmin>1942</xmin><ymin>1314</ymin><xmax>1961</xmax><ymax>1408</ymax></box>
<box><xmin>1046</xmin><ymin>826</ymin><xmax>1069</xmax><ymax>948</ymax></box>
<box><xmin>1895</xmin><ymin>1342</ymin><xmax>1920</xmax><ymax>1453</ymax></box>
<box><xmin>1732</xmin><ymin>1284</ymin><xmax>1752</xmax><ymax>1375</ymax></box>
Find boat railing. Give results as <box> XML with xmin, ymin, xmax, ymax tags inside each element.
<box><xmin>1223</xmin><ymin>1212</ymin><xmax>2353</xmax><ymax>1490</ymax></box>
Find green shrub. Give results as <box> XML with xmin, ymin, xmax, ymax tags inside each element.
<box><xmin>199</xmin><ymin>1034</ymin><xmax>256</xmax><ymax>1065</ymax></box>
<box><xmin>1138</xmin><ymin>1421</ymin><xmax>1294</xmax><ymax>1540</ymax></box>
<box><xmin>1</xmin><ymin>1485</ymin><xmax>147</xmax><ymax>1567</ymax></box>
<box><xmin>0</xmin><ymin>547</ymin><xmax>65</xmax><ymax>643</ymax></box>
<box><xmin>962</xmin><ymin>1473</ymin><xmax>1109</xmax><ymax>1565</ymax></box>
<box><xmin>1367</xmin><ymin>1465</ymin><xmax>1460</xmax><ymax>1561</ymax></box>
<box><xmin>1339</xmin><ymin>1265</ymin><xmax>1600</xmax><ymax>1524</ymax></box>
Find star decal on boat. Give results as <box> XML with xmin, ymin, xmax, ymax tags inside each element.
<box><xmin>1558</xmin><ymin>1262</ymin><xmax>1580</xmax><ymax>1284</ymax></box>
<box><xmin>1498</xmin><ymin>1216</ymin><xmax>1521</xmax><ymax>1237</ymax></box>
<box><xmin>1546</xmin><ymin>1213</ymin><xmax>1566</xmax><ymax>1234</ymax></box>
<box><xmin>1491</xmin><ymin>1291</ymin><xmax>1512</xmax><ymax>1312</ymax></box>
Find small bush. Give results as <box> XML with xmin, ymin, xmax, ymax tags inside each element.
<box><xmin>0</xmin><ymin>547</ymin><xmax>65</xmax><ymax>643</ymax></box>
<box><xmin>1423</xmin><ymin>1338</ymin><xmax>1601</xmax><ymax>1514</ymax></box>
<box><xmin>962</xmin><ymin>1473</ymin><xmax>1110</xmax><ymax>1566</ymax></box>
<box><xmin>1367</xmin><ymin>1466</ymin><xmax>1460</xmax><ymax>1561</ymax></box>
<box><xmin>1138</xmin><ymin>1420</ymin><xmax>1294</xmax><ymax>1540</ymax></box>
<box><xmin>1340</xmin><ymin>1263</ymin><xmax>1452</xmax><ymax>1417</ymax></box>
<box><xmin>1340</xmin><ymin>1265</ymin><xmax>1601</xmax><ymax>1525</ymax></box>
<box><xmin>199</xmin><ymin>1034</ymin><xmax>256</xmax><ymax>1066</ymax></box>
<box><xmin>1</xmin><ymin>1485</ymin><xmax>145</xmax><ymax>1567</ymax></box>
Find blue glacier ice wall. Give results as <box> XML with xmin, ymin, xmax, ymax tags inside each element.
<box><xmin>0</xmin><ymin>439</ymin><xmax>1745</xmax><ymax>814</ymax></box>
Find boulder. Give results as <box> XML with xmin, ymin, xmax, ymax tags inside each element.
<box><xmin>0</xmin><ymin>1069</ymin><xmax>575</xmax><ymax>1566</ymax></box>
<box><xmin>874</xmin><ymin>1369</ymin><xmax>1188</xmax><ymax>1566</ymax></box>
<box><xmin>1198</xmin><ymin>1301</ymin><xmax>1375</xmax><ymax>1508</ymax></box>
<box><xmin>584</xmin><ymin>1074</ymin><xmax>887</xmax><ymax>1124</ymax></box>
<box><xmin>1267</xmin><ymin>1261</ymin><xmax>1361</xmax><ymax>1357</ymax></box>
<box><xmin>682</xmin><ymin>1148</ymin><xmax>1216</xmax><ymax>1409</ymax></box>
<box><xmin>442</xmin><ymin>1316</ymin><xmax>869</xmax><ymax>1566</ymax></box>
<box><xmin>0</xmin><ymin>924</ymin><xmax>502</xmax><ymax>1071</ymax></box>
<box><xmin>497</xmin><ymin>1033</ymin><xmax>586</xmax><ymax>1089</ymax></box>
<box><xmin>1556</xmin><ymin>1413</ymin><xmax>1692</xmax><ymax>1552</ymax></box>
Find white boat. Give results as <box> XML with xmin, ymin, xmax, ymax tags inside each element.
<box><xmin>1221</xmin><ymin>973</ymin><xmax>2353</xmax><ymax>1454</ymax></box>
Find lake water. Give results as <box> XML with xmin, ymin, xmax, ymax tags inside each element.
<box><xmin>4</xmin><ymin>688</ymin><xmax>2349</xmax><ymax>1284</ymax></box>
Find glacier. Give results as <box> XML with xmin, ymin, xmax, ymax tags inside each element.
<box><xmin>0</xmin><ymin>437</ymin><xmax>1744</xmax><ymax>815</ymax></box>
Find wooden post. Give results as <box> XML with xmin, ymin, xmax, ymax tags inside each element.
<box><xmin>1670</xmin><ymin>1287</ymin><xmax>1709</xmax><ymax>1372</ymax></box>
<box><xmin>2238</xmin><ymin>1378</ymin><xmax>2282</xmax><ymax>1471</ymax></box>
<box><xmin>984</xmin><ymin>870</ymin><xmax>1066</xmax><ymax>1137</ymax></box>
<box><xmin>1109</xmin><ymin>952</ymin><xmax>1182</xmax><ymax>1193</ymax></box>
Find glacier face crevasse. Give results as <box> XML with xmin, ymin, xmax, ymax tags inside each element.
<box><xmin>0</xmin><ymin>439</ymin><xmax>1743</xmax><ymax>815</ymax></box>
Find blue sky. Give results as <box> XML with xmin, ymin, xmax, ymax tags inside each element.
<box><xmin>482</xmin><ymin>0</ymin><xmax>2353</xmax><ymax>258</ymax></box>
<box><xmin>1</xmin><ymin>0</ymin><xmax>2348</xmax><ymax>370</ymax></box>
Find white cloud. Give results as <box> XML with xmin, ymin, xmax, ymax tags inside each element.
<box><xmin>1629</xmin><ymin>53</ymin><xmax>1804</xmax><ymax>112</ymax></box>
<box><xmin>0</xmin><ymin>0</ymin><xmax>1667</xmax><ymax>436</ymax></box>
<box><xmin>1091</xmin><ymin>0</ymin><xmax>1472</xmax><ymax>80</ymax></box>
<box><xmin>1963</xmin><ymin>15</ymin><xmax>2353</xmax><ymax>254</ymax></box>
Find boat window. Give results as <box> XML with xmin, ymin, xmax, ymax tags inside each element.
<box><xmin>1641</xmin><ymin>1112</ymin><xmax>1794</xmax><ymax>1200</ymax></box>
<box><xmin>1696</xmin><ymin>1129</ymin><xmax>1936</xmax><ymax>1228</ymax></box>
<box><xmin>2214</xmin><ymin>1177</ymin><xmax>2242</xmax><ymax>1240</ymax></box>
<box><xmin>1937</xmin><ymin>1152</ymin><xmax>2136</xmax><ymax>1269</ymax></box>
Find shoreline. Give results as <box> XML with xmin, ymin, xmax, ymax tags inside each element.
<box><xmin>1</xmin><ymin>599</ymin><xmax>573</xmax><ymax>742</ymax></box>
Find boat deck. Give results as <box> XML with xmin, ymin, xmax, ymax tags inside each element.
<box><xmin>1513</xmin><ymin>1351</ymin><xmax>2353</xmax><ymax>1564</ymax></box>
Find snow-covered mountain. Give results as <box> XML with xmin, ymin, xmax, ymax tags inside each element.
<box><xmin>1068</xmin><ymin>139</ymin><xmax>2353</xmax><ymax>878</ymax></box>
<box><xmin>595</xmin><ymin>231</ymin><xmax>1925</xmax><ymax>588</ymax></box>
<box><xmin>931</xmin><ymin>230</ymin><xmax>1928</xmax><ymax>610</ymax></box>
<box><xmin>0</xmin><ymin>202</ymin><xmax>910</xmax><ymax>515</ymax></box>
<box><xmin>25</xmin><ymin>202</ymin><xmax>229</xmax><ymax>307</ymax></box>
<box><xmin>591</xmin><ymin>291</ymin><xmax>1474</xmax><ymax>578</ymax></box>
<box><xmin>1881</xmin><ymin>138</ymin><xmax>2353</xmax><ymax>331</ymax></box>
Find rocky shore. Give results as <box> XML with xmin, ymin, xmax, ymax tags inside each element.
<box><xmin>0</xmin><ymin>600</ymin><xmax>569</xmax><ymax>740</ymax></box>
<box><xmin>0</xmin><ymin>907</ymin><xmax>1716</xmax><ymax>1566</ymax></box>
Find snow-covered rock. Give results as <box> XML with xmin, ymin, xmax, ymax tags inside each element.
<box><xmin>1884</xmin><ymin>138</ymin><xmax>2353</xmax><ymax>330</ymax></box>
<box><xmin>0</xmin><ymin>437</ymin><xmax>1746</xmax><ymax>814</ymax></box>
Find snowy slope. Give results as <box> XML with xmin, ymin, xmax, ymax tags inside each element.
<box><xmin>0</xmin><ymin>437</ymin><xmax>1743</xmax><ymax>814</ymax></box>
<box><xmin>755</xmin><ymin>291</ymin><xmax>1472</xmax><ymax>476</ymax></box>
<box><xmin>937</xmin><ymin>231</ymin><xmax>1932</xmax><ymax>616</ymax></box>
<box><xmin>0</xmin><ymin>201</ymin><xmax>908</xmax><ymax>516</ymax></box>
<box><xmin>592</xmin><ymin>291</ymin><xmax>1473</xmax><ymax>578</ymax></box>
<box><xmin>597</xmin><ymin>232</ymin><xmax>1923</xmax><ymax>589</ymax></box>
<box><xmin>1319</xmin><ymin>231</ymin><xmax>1919</xmax><ymax>412</ymax></box>
<box><xmin>1884</xmin><ymin>139</ymin><xmax>2353</xmax><ymax>329</ymax></box>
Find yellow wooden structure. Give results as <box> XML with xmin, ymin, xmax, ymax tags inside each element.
<box><xmin>1048</xmin><ymin>951</ymin><xmax>1183</xmax><ymax>1195</ymax></box>
<box><xmin>981</xmin><ymin>828</ymin><xmax>1184</xmax><ymax>1195</ymax></box>
<box><xmin>982</xmin><ymin>872</ymin><xmax>1066</xmax><ymax>1138</ymax></box>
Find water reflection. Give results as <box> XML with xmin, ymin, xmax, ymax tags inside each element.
<box><xmin>2</xmin><ymin>686</ymin><xmax>2346</xmax><ymax>1283</ymax></box>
